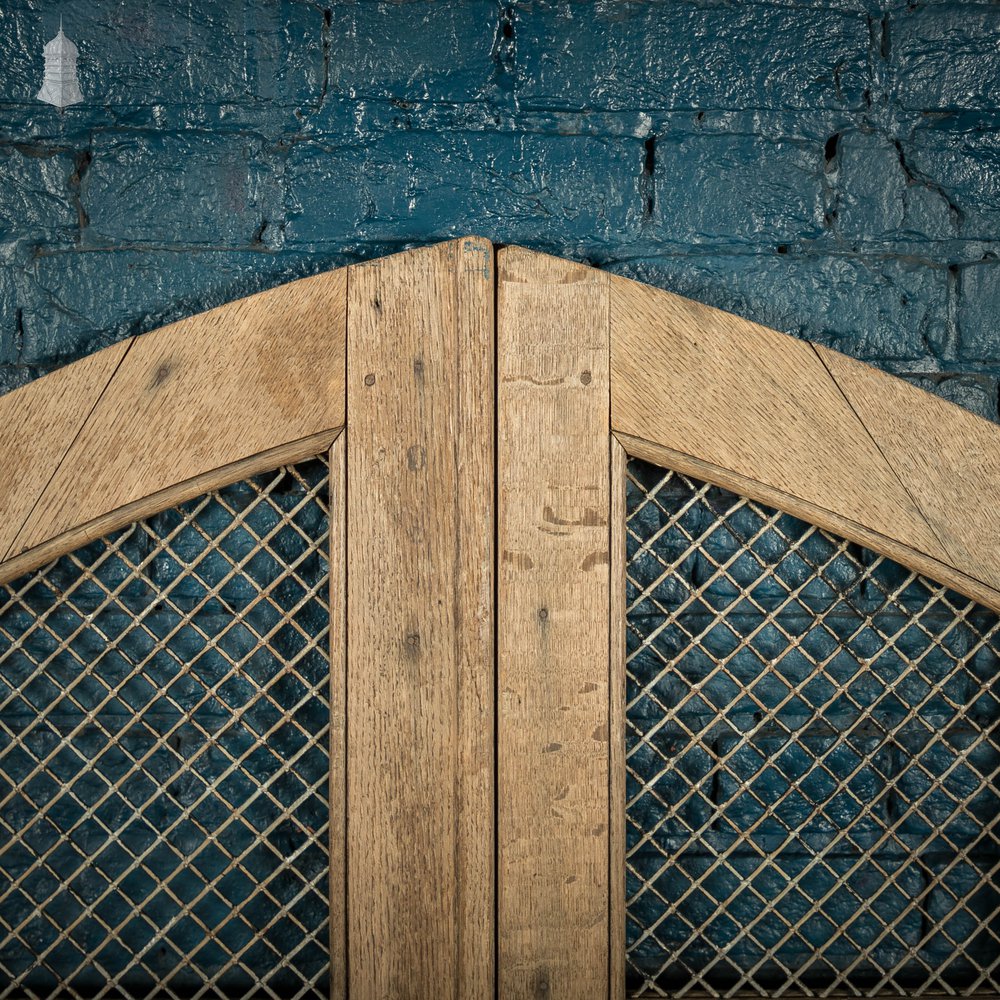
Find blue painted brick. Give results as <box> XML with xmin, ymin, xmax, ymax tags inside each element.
<box><xmin>648</xmin><ymin>131</ymin><xmax>826</xmax><ymax>245</ymax></box>
<box><xmin>0</xmin><ymin>1</ymin><xmax>45</xmax><ymax>105</ymax></box>
<box><xmin>0</xmin><ymin>0</ymin><xmax>996</xmax><ymax>431</ymax></box>
<box><xmin>85</xmin><ymin>133</ymin><xmax>276</xmax><ymax>247</ymax></box>
<box><xmin>890</xmin><ymin>4</ymin><xmax>1000</xmax><ymax>111</ymax></box>
<box><xmin>328</xmin><ymin>0</ymin><xmax>496</xmax><ymax>104</ymax></box>
<box><xmin>0</xmin><ymin>145</ymin><xmax>78</xmax><ymax>243</ymax></box>
<box><xmin>0</xmin><ymin>1</ymin><xmax>325</xmax><ymax>133</ymax></box>
<box><xmin>84</xmin><ymin>2</ymin><xmax>323</xmax><ymax>111</ymax></box>
<box><xmin>0</xmin><ymin>7</ymin><xmax>999</xmax><ymax>988</ymax></box>
<box><xmin>0</xmin><ymin>366</ymin><xmax>42</xmax><ymax>394</ymax></box>
<box><xmin>902</xmin><ymin>374</ymin><xmax>999</xmax><ymax>422</ymax></box>
<box><xmin>283</xmin><ymin>131</ymin><xmax>644</xmax><ymax>248</ymax></box>
<box><xmin>836</xmin><ymin>130</ymin><xmax>958</xmax><ymax>243</ymax></box>
<box><xmin>0</xmin><ymin>268</ymin><xmax>16</xmax><ymax>366</ymax></box>
<box><xmin>516</xmin><ymin>1</ymin><xmax>871</xmax><ymax>111</ymax></box>
<box><xmin>901</xmin><ymin>117</ymin><xmax>1000</xmax><ymax>244</ymax></box>
<box><xmin>957</xmin><ymin>262</ymin><xmax>1000</xmax><ymax>363</ymax></box>
<box><xmin>17</xmin><ymin>248</ymin><xmax>343</xmax><ymax>367</ymax></box>
<box><xmin>608</xmin><ymin>253</ymin><xmax>949</xmax><ymax>363</ymax></box>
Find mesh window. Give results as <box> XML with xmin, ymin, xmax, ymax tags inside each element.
<box><xmin>0</xmin><ymin>458</ymin><xmax>331</xmax><ymax>999</ymax></box>
<box><xmin>626</xmin><ymin>458</ymin><xmax>1000</xmax><ymax>998</ymax></box>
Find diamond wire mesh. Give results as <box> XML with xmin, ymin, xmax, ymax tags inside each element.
<box><xmin>625</xmin><ymin>459</ymin><xmax>1000</xmax><ymax>998</ymax></box>
<box><xmin>0</xmin><ymin>458</ymin><xmax>331</xmax><ymax>1000</ymax></box>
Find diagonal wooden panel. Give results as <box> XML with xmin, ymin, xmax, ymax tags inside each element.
<box><xmin>816</xmin><ymin>344</ymin><xmax>1000</xmax><ymax>598</ymax></box>
<box><xmin>609</xmin><ymin>272</ymin><xmax>1000</xmax><ymax>612</ymax></box>
<box><xmin>0</xmin><ymin>337</ymin><xmax>132</xmax><ymax>563</ymax></box>
<box><xmin>497</xmin><ymin>245</ymin><xmax>611</xmax><ymax>1000</ymax></box>
<box><xmin>3</xmin><ymin>268</ymin><xmax>346</xmax><ymax>580</ymax></box>
<box><xmin>346</xmin><ymin>237</ymin><xmax>494</xmax><ymax>999</ymax></box>
<box><xmin>1</xmin><ymin>238</ymin><xmax>999</xmax><ymax>1000</ymax></box>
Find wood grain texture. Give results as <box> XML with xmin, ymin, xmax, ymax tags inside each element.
<box><xmin>497</xmin><ymin>245</ymin><xmax>611</xmax><ymax>1000</ymax></box>
<box><xmin>609</xmin><ymin>436</ymin><xmax>627</xmax><ymax>1000</ymax></box>
<box><xmin>3</xmin><ymin>238</ymin><xmax>998</xmax><ymax>1000</ymax></box>
<box><xmin>609</xmin><ymin>273</ymin><xmax>1000</xmax><ymax>614</ymax></box>
<box><xmin>816</xmin><ymin>344</ymin><xmax>1000</xmax><ymax>599</ymax></box>
<box><xmin>615</xmin><ymin>433</ymin><xmax>1000</xmax><ymax>615</ymax></box>
<box><xmin>346</xmin><ymin>237</ymin><xmax>494</xmax><ymax>999</ymax></box>
<box><xmin>0</xmin><ymin>337</ymin><xmax>131</xmax><ymax>564</ymax></box>
<box><xmin>2</xmin><ymin>267</ymin><xmax>346</xmax><ymax>574</ymax></box>
<box><xmin>0</xmin><ymin>429</ymin><xmax>340</xmax><ymax>587</ymax></box>
<box><xmin>328</xmin><ymin>434</ymin><xmax>347</xmax><ymax>1000</ymax></box>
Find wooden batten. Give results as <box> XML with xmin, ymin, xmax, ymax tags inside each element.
<box><xmin>345</xmin><ymin>237</ymin><xmax>495</xmax><ymax>999</ymax></box>
<box><xmin>815</xmin><ymin>343</ymin><xmax>1000</xmax><ymax>602</ymax></box>
<box><xmin>0</xmin><ymin>338</ymin><xmax>132</xmax><ymax>570</ymax></box>
<box><xmin>328</xmin><ymin>433</ymin><xmax>348</xmax><ymax>1000</ymax></box>
<box><xmin>1</xmin><ymin>237</ymin><xmax>1000</xmax><ymax>998</ymax></box>
<box><xmin>609</xmin><ymin>435</ymin><xmax>628</xmax><ymax>1000</ymax></box>
<box><xmin>2</xmin><ymin>236</ymin><xmax>996</xmax><ymax>612</ymax></box>
<box><xmin>497</xmin><ymin>245</ymin><xmax>612</xmax><ymax>1000</ymax></box>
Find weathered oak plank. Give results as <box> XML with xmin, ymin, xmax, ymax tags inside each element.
<box><xmin>0</xmin><ymin>337</ymin><xmax>131</xmax><ymax>565</ymax></box>
<box><xmin>328</xmin><ymin>433</ymin><xmax>347</xmax><ymax>1000</ymax></box>
<box><xmin>816</xmin><ymin>343</ymin><xmax>1000</xmax><ymax>602</ymax></box>
<box><xmin>610</xmin><ymin>436</ymin><xmax>627</xmax><ymax>1000</ymax></box>
<box><xmin>609</xmin><ymin>273</ymin><xmax>1000</xmax><ymax>613</ymax></box>
<box><xmin>497</xmin><ymin>245</ymin><xmax>611</xmax><ymax>1000</ymax></box>
<box><xmin>346</xmin><ymin>237</ymin><xmax>494</xmax><ymax>999</ymax></box>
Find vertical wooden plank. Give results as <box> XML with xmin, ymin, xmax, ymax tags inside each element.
<box><xmin>328</xmin><ymin>432</ymin><xmax>347</xmax><ymax>999</ymax></box>
<box><xmin>609</xmin><ymin>437</ymin><xmax>627</xmax><ymax>1000</ymax></box>
<box><xmin>497</xmin><ymin>246</ymin><xmax>611</xmax><ymax>999</ymax></box>
<box><xmin>346</xmin><ymin>238</ymin><xmax>495</xmax><ymax>999</ymax></box>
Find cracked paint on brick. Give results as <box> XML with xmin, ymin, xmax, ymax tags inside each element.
<box><xmin>0</xmin><ymin>0</ymin><xmax>995</xmax><ymax>424</ymax></box>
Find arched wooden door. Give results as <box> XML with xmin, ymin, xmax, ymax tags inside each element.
<box><xmin>0</xmin><ymin>237</ymin><xmax>997</xmax><ymax>1000</ymax></box>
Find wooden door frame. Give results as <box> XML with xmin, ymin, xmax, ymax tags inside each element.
<box><xmin>0</xmin><ymin>237</ymin><xmax>997</xmax><ymax>999</ymax></box>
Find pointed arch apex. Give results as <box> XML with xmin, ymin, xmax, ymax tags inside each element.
<box><xmin>0</xmin><ymin>239</ymin><xmax>996</xmax><ymax>614</ymax></box>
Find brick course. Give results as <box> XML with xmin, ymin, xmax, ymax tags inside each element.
<box><xmin>0</xmin><ymin>0</ymin><xmax>996</xmax><ymax>422</ymax></box>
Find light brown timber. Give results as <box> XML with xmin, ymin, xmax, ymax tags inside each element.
<box><xmin>0</xmin><ymin>238</ymin><xmax>998</xmax><ymax>999</ymax></box>
<box><xmin>609</xmin><ymin>435</ymin><xmax>627</xmax><ymax>1000</ymax></box>
<box><xmin>0</xmin><ymin>337</ymin><xmax>131</xmax><ymax>565</ymax></box>
<box><xmin>328</xmin><ymin>433</ymin><xmax>347</xmax><ymax>1000</ymax></box>
<box><xmin>615</xmin><ymin>432</ymin><xmax>1000</xmax><ymax>614</ymax></box>
<box><xmin>2</xmin><ymin>238</ymin><xmax>997</xmax><ymax>619</ymax></box>
<box><xmin>0</xmin><ymin>429</ymin><xmax>340</xmax><ymax>587</ymax></box>
<box><xmin>1</xmin><ymin>267</ymin><xmax>346</xmax><ymax>578</ymax></box>
<box><xmin>815</xmin><ymin>344</ymin><xmax>1000</xmax><ymax>602</ymax></box>
<box><xmin>609</xmin><ymin>273</ymin><xmax>1000</xmax><ymax>614</ymax></box>
<box><xmin>345</xmin><ymin>237</ymin><xmax>495</xmax><ymax>999</ymax></box>
<box><xmin>497</xmin><ymin>245</ymin><xmax>611</xmax><ymax>999</ymax></box>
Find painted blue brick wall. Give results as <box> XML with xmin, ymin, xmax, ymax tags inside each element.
<box><xmin>0</xmin><ymin>0</ymin><xmax>997</xmax><ymax>421</ymax></box>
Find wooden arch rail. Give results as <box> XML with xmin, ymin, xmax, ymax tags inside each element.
<box><xmin>0</xmin><ymin>237</ymin><xmax>997</xmax><ymax>999</ymax></box>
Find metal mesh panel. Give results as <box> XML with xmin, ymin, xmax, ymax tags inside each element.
<box><xmin>625</xmin><ymin>459</ymin><xmax>1000</xmax><ymax>998</ymax></box>
<box><xmin>0</xmin><ymin>458</ymin><xmax>331</xmax><ymax>1000</ymax></box>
